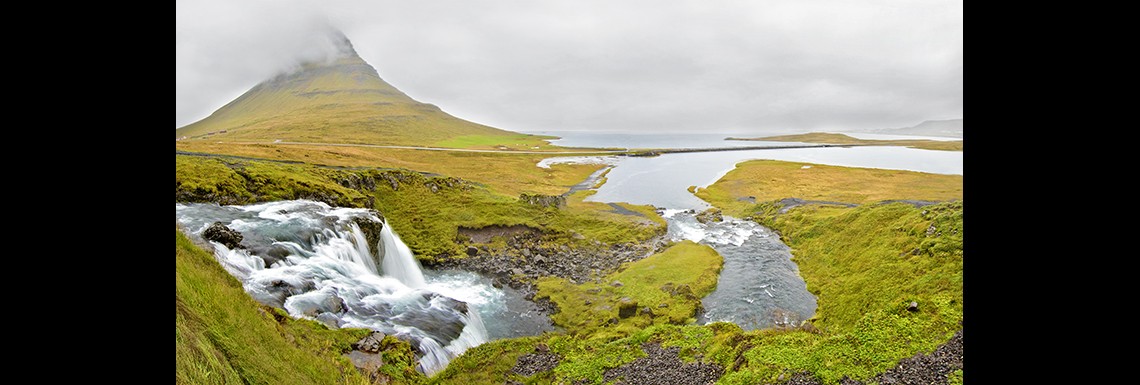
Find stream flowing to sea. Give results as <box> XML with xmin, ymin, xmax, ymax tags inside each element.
<box><xmin>533</xmin><ymin>130</ymin><xmax>963</xmax><ymax>330</ymax></box>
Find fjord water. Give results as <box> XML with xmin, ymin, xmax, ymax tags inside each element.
<box><xmin>534</xmin><ymin>131</ymin><xmax>962</xmax><ymax>210</ymax></box>
<box><xmin>528</xmin><ymin>130</ymin><xmax>804</xmax><ymax>150</ymax></box>
<box><xmin>534</xmin><ymin>131</ymin><xmax>963</xmax><ymax>330</ymax></box>
<box><xmin>175</xmin><ymin>200</ymin><xmax>552</xmax><ymax>376</ymax></box>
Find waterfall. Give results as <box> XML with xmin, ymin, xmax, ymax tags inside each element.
<box><xmin>380</xmin><ymin>219</ymin><xmax>427</xmax><ymax>289</ymax></box>
<box><xmin>309</xmin><ymin>225</ymin><xmax>379</xmax><ymax>276</ymax></box>
<box><xmin>175</xmin><ymin>200</ymin><xmax>492</xmax><ymax>377</ymax></box>
<box><xmin>417</xmin><ymin>309</ymin><xmax>490</xmax><ymax>376</ymax></box>
<box><xmin>347</xmin><ymin>223</ymin><xmax>380</xmax><ymax>275</ymax></box>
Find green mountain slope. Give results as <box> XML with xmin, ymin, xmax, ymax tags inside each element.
<box><xmin>176</xmin><ymin>31</ymin><xmax>540</xmax><ymax>148</ymax></box>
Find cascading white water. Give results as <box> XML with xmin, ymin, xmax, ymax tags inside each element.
<box><xmin>175</xmin><ymin>200</ymin><xmax>493</xmax><ymax>377</ymax></box>
<box><xmin>664</xmin><ymin>210</ymin><xmax>818</xmax><ymax>330</ymax></box>
<box><xmin>348</xmin><ymin>223</ymin><xmax>380</xmax><ymax>275</ymax></box>
<box><xmin>380</xmin><ymin>219</ymin><xmax>427</xmax><ymax>289</ymax></box>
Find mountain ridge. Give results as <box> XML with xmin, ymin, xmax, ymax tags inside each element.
<box><xmin>176</xmin><ymin>31</ymin><xmax>535</xmax><ymax>147</ymax></box>
<box><xmin>864</xmin><ymin>118</ymin><xmax>963</xmax><ymax>138</ymax></box>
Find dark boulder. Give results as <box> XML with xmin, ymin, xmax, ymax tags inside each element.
<box><xmin>202</xmin><ymin>222</ymin><xmax>244</xmax><ymax>249</ymax></box>
<box><xmin>350</xmin><ymin>211</ymin><xmax>385</xmax><ymax>257</ymax></box>
<box><xmin>354</xmin><ymin>332</ymin><xmax>388</xmax><ymax>353</ymax></box>
<box><xmin>695</xmin><ymin>208</ymin><xmax>723</xmax><ymax>224</ymax></box>
<box><xmin>618</xmin><ymin>297</ymin><xmax>639</xmax><ymax>318</ymax></box>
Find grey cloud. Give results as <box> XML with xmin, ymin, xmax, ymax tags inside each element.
<box><xmin>177</xmin><ymin>0</ymin><xmax>962</xmax><ymax>134</ymax></box>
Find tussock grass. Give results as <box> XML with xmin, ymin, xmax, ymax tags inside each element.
<box><xmin>694</xmin><ymin>159</ymin><xmax>962</xmax><ymax>218</ymax></box>
<box><xmin>433</xmin><ymin>133</ymin><xmax>561</xmax><ymax>150</ymax></box>
<box><xmin>770</xmin><ymin>202</ymin><xmax>963</xmax><ymax>332</ymax></box>
<box><xmin>176</xmin><ymin>227</ymin><xmax>400</xmax><ymax>385</ymax></box>
<box><xmin>176</xmin><ymin>142</ymin><xmax>609</xmax><ymax>197</ymax></box>
<box><xmin>176</xmin><ymin>155</ymin><xmax>368</xmax><ymax>206</ymax></box>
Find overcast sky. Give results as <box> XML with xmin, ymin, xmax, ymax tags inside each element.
<box><xmin>176</xmin><ymin>0</ymin><xmax>962</xmax><ymax>134</ymax></box>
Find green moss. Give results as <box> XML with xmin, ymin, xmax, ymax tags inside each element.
<box><xmin>721</xmin><ymin>295</ymin><xmax>959</xmax><ymax>384</ymax></box>
<box><xmin>545</xmin><ymin>334</ymin><xmax>646</xmax><ymax>384</ymax></box>
<box><xmin>431</xmin><ymin>336</ymin><xmax>551</xmax><ymax>384</ymax></box>
<box><xmin>535</xmin><ymin>241</ymin><xmax>721</xmax><ymax>339</ymax></box>
<box><xmin>769</xmin><ymin>202</ymin><xmax>963</xmax><ymax>332</ymax></box>
<box><xmin>948</xmin><ymin>368</ymin><xmax>964</xmax><ymax>385</ymax></box>
<box><xmin>175</xmin><ymin>155</ymin><xmax>368</xmax><ymax>206</ymax></box>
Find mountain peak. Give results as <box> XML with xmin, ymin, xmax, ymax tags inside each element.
<box><xmin>327</xmin><ymin>29</ymin><xmax>358</xmax><ymax>59</ymax></box>
<box><xmin>176</xmin><ymin>32</ymin><xmax>521</xmax><ymax>146</ymax></box>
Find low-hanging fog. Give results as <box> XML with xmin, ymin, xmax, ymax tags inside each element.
<box><xmin>176</xmin><ymin>0</ymin><xmax>962</xmax><ymax>135</ymax></box>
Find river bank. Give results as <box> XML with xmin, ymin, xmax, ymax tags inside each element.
<box><xmin>176</xmin><ymin>142</ymin><xmax>963</xmax><ymax>383</ymax></box>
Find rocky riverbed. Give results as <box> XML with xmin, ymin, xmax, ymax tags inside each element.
<box><xmin>426</xmin><ymin>228</ymin><xmax>670</xmax><ymax>314</ymax></box>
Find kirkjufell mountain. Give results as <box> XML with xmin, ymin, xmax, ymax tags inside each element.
<box><xmin>176</xmin><ymin>31</ymin><xmax>530</xmax><ymax>146</ymax></box>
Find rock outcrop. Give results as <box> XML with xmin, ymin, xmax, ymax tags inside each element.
<box><xmin>350</xmin><ymin>210</ymin><xmax>386</xmax><ymax>258</ymax></box>
<box><xmin>202</xmin><ymin>222</ymin><xmax>244</xmax><ymax>249</ymax></box>
<box><xmin>519</xmin><ymin>193</ymin><xmax>566</xmax><ymax>208</ymax></box>
<box><xmin>428</xmin><ymin>229</ymin><xmax>669</xmax><ymax>314</ymax></box>
<box><xmin>695</xmin><ymin>208</ymin><xmax>723</xmax><ymax>224</ymax></box>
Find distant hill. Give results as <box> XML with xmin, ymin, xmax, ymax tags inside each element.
<box><xmin>865</xmin><ymin>119</ymin><xmax>963</xmax><ymax>138</ymax></box>
<box><xmin>176</xmin><ymin>31</ymin><xmax>538</xmax><ymax>147</ymax></box>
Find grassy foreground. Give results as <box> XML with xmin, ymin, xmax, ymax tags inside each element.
<box><xmin>440</xmin><ymin>200</ymin><xmax>963</xmax><ymax>384</ymax></box>
<box><xmin>176</xmin><ymin>228</ymin><xmax>425</xmax><ymax>385</ymax></box>
<box><xmin>728</xmin><ymin>132</ymin><xmax>963</xmax><ymax>151</ymax></box>
<box><xmin>438</xmin><ymin>160</ymin><xmax>964</xmax><ymax>384</ymax></box>
<box><xmin>176</xmin><ymin>147</ymin><xmax>963</xmax><ymax>383</ymax></box>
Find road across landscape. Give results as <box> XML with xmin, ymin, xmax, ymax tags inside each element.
<box><xmin>208</xmin><ymin>141</ymin><xmax>856</xmax><ymax>155</ymax></box>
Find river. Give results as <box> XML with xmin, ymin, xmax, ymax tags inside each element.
<box><xmin>532</xmin><ymin>130</ymin><xmax>962</xmax><ymax>330</ymax></box>
<box><xmin>176</xmin><ymin>131</ymin><xmax>962</xmax><ymax>374</ymax></box>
